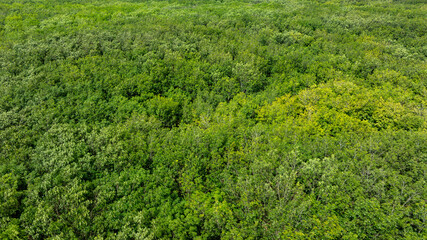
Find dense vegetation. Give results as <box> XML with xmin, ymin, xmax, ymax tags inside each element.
<box><xmin>1</xmin><ymin>0</ymin><xmax>426</xmax><ymax>239</ymax></box>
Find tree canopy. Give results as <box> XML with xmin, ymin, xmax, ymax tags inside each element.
<box><xmin>0</xmin><ymin>0</ymin><xmax>426</xmax><ymax>239</ymax></box>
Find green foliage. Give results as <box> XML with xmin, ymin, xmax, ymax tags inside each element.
<box><xmin>1</xmin><ymin>0</ymin><xmax>426</xmax><ymax>239</ymax></box>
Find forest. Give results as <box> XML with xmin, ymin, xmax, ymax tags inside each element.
<box><xmin>0</xmin><ymin>0</ymin><xmax>426</xmax><ymax>239</ymax></box>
